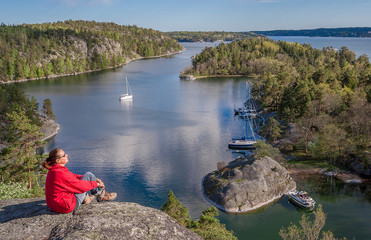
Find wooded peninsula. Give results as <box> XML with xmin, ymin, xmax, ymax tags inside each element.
<box><xmin>167</xmin><ymin>31</ymin><xmax>262</xmax><ymax>42</ymax></box>
<box><xmin>168</xmin><ymin>27</ymin><xmax>371</xmax><ymax>42</ymax></box>
<box><xmin>0</xmin><ymin>20</ymin><xmax>183</xmax><ymax>82</ymax></box>
<box><xmin>183</xmin><ymin>37</ymin><xmax>371</xmax><ymax>169</ymax></box>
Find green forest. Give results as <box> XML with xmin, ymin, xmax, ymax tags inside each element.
<box><xmin>0</xmin><ymin>20</ymin><xmax>183</xmax><ymax>82</ymax></box>
<box><xmin>168</xmin><ymin>27</ymin><xmax>371</xmax><ymax>42</ymax></box>
<box><xmin>185</xmin><ymin>38</ymin><xmax>371</xmax><ymax>165</ymax></box>
<box><xmin>253</xmin><ymin>27</ymin><xmax>371</xmax><ymax>37</ymax></box>
<box><xmin>167</xmin><ymin>31</ymin><xmax>262</xmax><ymax>42</ymax></box>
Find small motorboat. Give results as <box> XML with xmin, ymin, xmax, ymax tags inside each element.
<box><xmin>287</xmin><ymin>190</ymin><xmax>316</xmax><ymax>209</ymax></box>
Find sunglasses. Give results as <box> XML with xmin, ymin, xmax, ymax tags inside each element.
<box><xmin>57</xmin><ymin>153</ymin><xmax>66</xmax><ymax>159</ymax></box>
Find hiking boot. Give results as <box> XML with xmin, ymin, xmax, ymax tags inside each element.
<box><xmin>97</xmin><ymin>189</ymin><xmax>117</xmax><ymax>202</ymax></box>
<box><xmin>82</xmin><ymin>194</ymin><xmax>95</xmax><ymax>204</ymax></box>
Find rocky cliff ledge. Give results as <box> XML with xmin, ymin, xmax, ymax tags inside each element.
<box><xmin>202</xmin><ymin>156</ymin><xmax>296</xmax><ymax>213</ymax></box>
<box><xmin>40</xmin><ymin>119</ymin><xmax>60</xmax><ymax>141</ymax></box>
<box><xmin>0</xmin><ymin>198</ymin><xmax>201</xmax><ymax>240</ymax></box>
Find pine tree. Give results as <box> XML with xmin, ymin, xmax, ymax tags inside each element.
<box><xmin>42</xmin><ymin>98</ymin><xmax>55</xmax><ymax>120</ymax></box>
<box><xmin>1</xmin><ymin>108</ymin><xmax>45</xmax><ymax>189</ymax></box>
<box><xmin>161</xmin><ymin>190</ymin><xmax>190</xmax><ymax>226</ymax></box>
<box><xmin>161</xmin><ymin>190</ymin><xmax>237</xmax><ymax>240</ymax></box>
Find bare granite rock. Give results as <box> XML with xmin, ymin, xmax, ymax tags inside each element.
<box><xmin>40</xmin><ymin>119</ymin><xmax>60</xmax><ymax>141</ymax></box>
<box><xmin>202</xmin><ymin>156</ymin><xmax>296</xmax><ymax>213</ymax></box>
<box><xmin>0</xmin><ymin>198</ymin><xmax>201</xmax><ymax>240</ymax></box>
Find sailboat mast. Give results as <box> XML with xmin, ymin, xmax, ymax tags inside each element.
<box><xmin>126</xmin><ymin>76</ymin><xmax>129</xmax><ymax>94</ymax></box>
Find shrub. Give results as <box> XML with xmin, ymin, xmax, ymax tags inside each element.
<box><xmin>0</xmin><ymin>182</ymin><xmax>34</xmax><ymax>199</ymax></box>
<box><xmin>161</xmin><ymin>190</ymin><xmax>237</xmax><ymax>240</ymax></box>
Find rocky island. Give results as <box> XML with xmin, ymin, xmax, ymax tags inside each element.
<box><xmin>202</xmin><ymin>156</ymin><xmax>296</xmax><ymax>213</ymax></box>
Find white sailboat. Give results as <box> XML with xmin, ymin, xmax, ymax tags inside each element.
<box><xmin>228</xmin><ymin>116</ymin><xmax>257</xmax><ymax>149</ymax></box>
<box><xmin>119</xmin><ymin>76</ymin><xmax>133</xmax><ymax>101</ymax></box>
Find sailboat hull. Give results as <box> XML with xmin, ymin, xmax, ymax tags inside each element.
<box><xmin>228</xmin><ymin>139</ymin><xmax>256</xmax><ymax>149</ymax></box>
<box><xmin>119</xmin><ymin>94</ymin><xmax>133</xmax><ymax>101</ymax></box>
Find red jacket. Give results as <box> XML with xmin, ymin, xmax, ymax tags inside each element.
<box><xmin>45</xmin><ymin>165</ymin><xmax>98</xmax><ymax>213</ymax></box>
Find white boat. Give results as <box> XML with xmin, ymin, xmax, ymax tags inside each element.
<box><xmin>287</xmin><ymin>190</ymin><xmax>316</xmax><ymax>209</ymax></box>
<box><xmin>119</xmin><ymin>76</ymin><xmax>133</xmax><ymax>101</ymax></box>
<box><xmin>228</xmin><ymin>137</ymin><xmax>256</xmax><ymax>149</ymax></box>
<box><xmin>228</xmin><ymin>116</ymin><xmax>257</xmax><ymax>149</ymax></box>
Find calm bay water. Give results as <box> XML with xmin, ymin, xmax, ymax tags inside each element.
<box><xmin>21</xmin><ymin>39</ymin><xmax>371</xmax><ymax>239</ymax></box>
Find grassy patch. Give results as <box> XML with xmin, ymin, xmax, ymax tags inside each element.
<box><xmin>284</xmin><ymin>151</ymin><xmax>330</xmax><ymax>169</ymax></box>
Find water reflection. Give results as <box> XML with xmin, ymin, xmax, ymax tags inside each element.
<box><xmin>20</xmin><ymin>42</ymin><xmax>371</xmax><ymax>240</ymax></box>
<box><xmin>298</xmin><ymin>175</ymin><xmax>371</xmax><ymax>204</ymax></box>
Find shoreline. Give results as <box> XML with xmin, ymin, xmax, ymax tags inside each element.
<box><xmin>201</xmin><ymin>162</ymin><xmax>368</xmax><ymax>214</ymax></box>
<box><xmin>0</xmin><ymin>49</ymin><xmax>184</xmax><ymax>85</ymax></box>
<box><xmin>0</xmin><ymin>119</ymin><xmax>60</xmax><ymax>152</ymax></box>
<box><xmin>40</xmin><ymin>119</ymin><xmax>60</xmax><ymax>141</ymax></box>
<box><xmin>286</xmin><ymin>166</ymin><xmax>366</xmax><ymax>183</ymax></box>
<box><xmin>180</xmin><ymin>74</ymin><xmax>259</xmax><ymax>80</ymax></box>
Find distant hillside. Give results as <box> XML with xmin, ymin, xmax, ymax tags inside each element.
<box><xmin>167</xmin><ymin>31</ymin><xmax>263</xmax><ymax>42</ymax></box>
<box><xmin>253</xmin><ymin>27</ymin><xmax>371</xmax><ymax>37</ymax></box>
<box><xmin>0</xmin><ymin>20</ymin><xmax>183</xmax><ymax>82</ymax></box>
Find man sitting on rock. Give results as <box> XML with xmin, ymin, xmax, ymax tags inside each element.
<box><xmin>43</xmin><ymin>148</ymin><xmax>117</xmax><ymax>213</ymax></box>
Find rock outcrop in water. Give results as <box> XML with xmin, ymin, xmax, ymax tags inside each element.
<box><xmin>202</xmin><ymin>156</ymin><xmax>296</xmax><ymax>213</ymax></box>
<box><xmin>0</xmin><ymin>198</ymin><xmax>201</xmax><ymax>240</ymax></box>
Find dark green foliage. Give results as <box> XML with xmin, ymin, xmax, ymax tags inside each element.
<box><xmin>0</xmin><ymin>84</ymin><xmax>41</xmax><ymax>126</ymax></box>
<box><xmin>261</xmin><ymin>117</ymin><xmax>283</xmax><ymax>144</ymax></box>
<box><xmin>42</xmin><ymin>98</ymin><xmax>55</xmax><ymax>120</ymax></box>
<box><xmin>0</xmin><ymin>20</ymin><xmax>183</xmax><ymax>82</ymax></box>
<box><xmin>253</xmin><ymin>140</ymin><xmax>283</xmax><ymax>161</ymax></box>
<box><xmin>187</xmin><ymin>38</ymin><xmax>371</xmax><ymax>164</ymax></box>
<box><xmin>161</xmin><ymin>190</ymin><xmax>237</xmax><ymax>240</ymax></box>
<box><xmin>1</xmin><ymin>108</ymin><xmax>45</xmax><ymax>191</ymax></box>
<box><xmin>167</xmin><ymin>31</ymin><xmax>262</xmax><ymax>42</ymax></box>
<box><xmin>161</xmin><ymin>190</ymin><xmax>190</xmax><ymax>226</ymax></box>
<box><xmin>188</xmin><ymin>207</ymin><xmax>238</xmax><ymax>240</ymax></box>
<box><xmin>0</xmin><ymin>84</ymin><xmax>49</xmax><ymax>197</ymax></box>
<box><xmin>254</xmin><ymin>27</ymin><xmax>371</xmax><ymax>37</ymax></box>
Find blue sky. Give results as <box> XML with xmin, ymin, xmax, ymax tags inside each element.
<box><xmin>1</xmin><ymin>0</ymin><xmax>370</xmax><ymax>31</ymax></box>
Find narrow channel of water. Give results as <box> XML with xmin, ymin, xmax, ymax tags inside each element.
<box><xmin>21</xmin><ymin>41</ymin><xmax>371</xmax><ymax>240</ymax></box>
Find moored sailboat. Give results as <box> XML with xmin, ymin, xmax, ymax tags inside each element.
<box><xmin>228</xmin><ymin>116</ymin><xmax>257</xmax><ymax>149</ymax></box>
<box><xmin>119</xmin><ymin>76</ymin><xmax>133</xmax><ymax>101</ymax></box>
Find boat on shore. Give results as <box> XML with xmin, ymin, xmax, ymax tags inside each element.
<box><xmin>287</xmin><ymin>190</ymin><xmax>316</xmax><ymax>209</ymax></box>
<box><xmin>119</xmin><ymin>76</ymin><xmax>133</xmax><ymax>101</ymax></box>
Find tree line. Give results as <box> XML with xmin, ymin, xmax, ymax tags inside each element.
<box><xmin>0</xmin><ymin>20</ymin><xmax>183</xmax><ymax>82</ymax></box>
<box><xmin>253</xmin><ymin>27</ymin><xmax>371</xmax><ymax>37</ymax></box>
<box><xmin>167</xmin><ymin>31</ymin><xmax>262</xmax><ymax>42</ymax></box>
<box><xmin>185</xmin><ymin>37</ymin><xmax>371</xmax><ymax>165</ymax></box>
